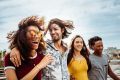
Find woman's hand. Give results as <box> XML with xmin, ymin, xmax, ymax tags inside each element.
<box><xmin>37</xmin><ymin>53</ymin><xmax>54</xmax><ymax>69</ymax></box>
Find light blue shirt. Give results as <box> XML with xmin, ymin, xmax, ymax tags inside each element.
<box><xmin>42</xmin><ymin>40</ymin><xmax>70</xmax><ymax>80</ymax></box>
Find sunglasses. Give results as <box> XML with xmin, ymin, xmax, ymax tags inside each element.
<box><xmin>27</xmin><ymin>30</ymin><xmax>43</xmax><ymax>37</ymax></box>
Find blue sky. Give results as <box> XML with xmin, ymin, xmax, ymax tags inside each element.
<box><xmin>0</xmin><ymin>0</ymin><xmax>120</xmax><ymax>51</ymax></box>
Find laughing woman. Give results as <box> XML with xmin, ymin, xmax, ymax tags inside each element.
<box><xmin>4</xmin><ymin>16</ymin><xmax>53</xmax><ymax>80</ymax></box>
<box><xmin>67</xmin><ymin>35</ymin><xmax>91</xmax><ymax>80</ymax></box>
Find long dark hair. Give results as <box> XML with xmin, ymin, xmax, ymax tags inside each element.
<box><xmin>7</xmin><ymin>16</ymin><xmax>46</xmax><ymax>60</ymax></box>
<box><xmin>67</xmin><ymin>35</ymin><xmax>91</xmax><ymax>71</ymax></box>
<box><xmin>48</xmin><ymin>18</ymin><xmax>74</xmax><ymax>39</ymax></box>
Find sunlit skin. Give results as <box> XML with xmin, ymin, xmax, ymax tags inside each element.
<box><xmin>89</xmin><ymin>38</ymin><xmax>120</xmax><ymax>80</ymax></box>
<box><xmin>92</xmin><ymin>40</ymin><xmax>103</xmax><ymax>56</ymax></box>
<box><xmin>26</xmin><ymin>26</ymin><xmax>42</xmax><ymax>50</ymax></box>
<box><xmin>73</xmin><ymin>37</ymin><xmax>83</xmax><ymax>52</ymax></box>
<box><xmin>49</xmin><ymin>23</ymin><xmax>64</xmax><ymax>42</ymax></box>
<box><xmin>69</xmin><ymin>37</ymin><xmax>88</xmax><ymax>80</ymax></box>
<box><xmin>48</xmin><ymin>23</ymin><xmax>66</xmax><ymax>54</ymax></box>
<box><xmin>5</xmin><ymin>25</ymin><xmax>54</xmax><ymax>80</ymax></box>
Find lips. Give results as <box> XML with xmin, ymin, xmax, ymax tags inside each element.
<box><xmin>32</xmin><ymin>41</ymin><xmax>38</xmax><ymax>44</ymax></box>
<box><xmin>31</xmin><ymin>41</ymin><xmax>39</xmax><ymax>46</ymax></box>
<box><xmin>30</xmin><ymin>41</ymin><xmax>39</xmax><ymax>49</ymax></box>
<box><xmin>77</xmin><ymin>46</ymin><xmax>82</xmax><ymax>48</ymax></box>
<box><xmin>51</xmin><ymin>34</ymin><xmax>58</xmax><ymax>39</ymax></box>
<box><xmin>32</xmin><ymin>41</ymin><xmax>39</xmax><ymax>45</ymax></box>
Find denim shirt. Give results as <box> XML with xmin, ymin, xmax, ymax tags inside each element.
<box><xmin>42</xmin><ymin>40</ymin><xmax>70</xmax><ymax>80</ymax></box>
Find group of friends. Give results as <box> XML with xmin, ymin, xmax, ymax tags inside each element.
<box><xmin>4</xmin><ymin>16</ymin><xmax>120</xmax><ymax>80</ymax></box>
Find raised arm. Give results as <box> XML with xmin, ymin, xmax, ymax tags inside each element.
<box><xmin>5</xmin><ymin>54</ymin><xmax>53</xmax><ymax>80</ymax></box>
<box><xmin>21</xmin><ymin>54</ymin><xmax>53</xmax><ymax>80</ymax></box>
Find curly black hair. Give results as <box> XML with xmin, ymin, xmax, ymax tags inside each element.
<box><xmin>88</xmin><ymin>36</ymin><xmax>102</xmax><ymax>50</ymax></box>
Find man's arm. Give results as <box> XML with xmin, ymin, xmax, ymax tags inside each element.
<box><xmin>108</xmin><ymin>64</ymin><xmax>120</xmax><ymax>80</ymax></box>
<box><xmin>10</xmin><ymin>47</ymin><xmax>21</xmax><ymax>67</ymax></box>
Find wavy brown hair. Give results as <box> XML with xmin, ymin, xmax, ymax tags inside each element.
<box><xmin>67</xmin><ymin>35</ymin><xmax>91</xmax><ymax>71</ymax></box>
<box><xmin>47</xmin><ymin>18</ymin><xmax>74</xmax><ymax>39</ymax></box>
<box><xmin>7</xmin><ymin>16</ymin><xmax>46</xmax><ymax>60</ymax></box>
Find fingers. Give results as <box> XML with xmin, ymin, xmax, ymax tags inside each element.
<box><xmin>15</xmin><ymin>54</ymin><xmax>21</xmax><ymax>67</ymax></box>
<box><xmin>45</xmin><ymin>54</ymin><xmax>54</xmax><ymax>61</ymax></box>
<box><xmin>39</xmin><ymin>54</ymin><xmax>54</xmax><ymax>68</ymax></box>
<box><xmin>10</xmin><ymin>55</ymin><xmax>21</xmax><ymax>67</ymax></box>
<box><xmin>36</xmin><ymin>53</ymin><xmax>54</xmax><ymax>69</ymax></box>
<box><xmin>10</xmin><ymin>48</ymin><xmax>21</xmax><ymax>67</ymax></box>
<box><xmin>10</xmin><ymin>53</ymin><xmax>15</xmax><ymax>66</ymax></box>
<box><xmin>10</xmin><ymin>57</ymin><xmax>17</xmax><ymax>67</ymax></box>
<box><xmin>16</xmin><ymin>53</ymin><xmax>21</xmax><ymax>66</ymax></box>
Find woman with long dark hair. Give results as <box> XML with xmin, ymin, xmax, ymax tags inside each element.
<box><xmin>4</xmin><ymin>16</ymin><xmax>53</xmax><ymax>80</ymax></box>
<box><xmin>67</xmin><ymin>35</ymin><xmax>91</xmax><ymax>80</ymax></box>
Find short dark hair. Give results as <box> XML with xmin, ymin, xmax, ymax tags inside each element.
<box><xmin>48</xmin><ymin>18</ymin><xmax>74</xmax><ymax>39</ymax></box>
<box><xmin>88</xmin><ymin>36</ymin><xmax>102</xmax><ymax>49</ymax></box>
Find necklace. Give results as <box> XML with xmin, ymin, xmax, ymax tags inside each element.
<box><xmin>73</xmin><ymin>54</ymin><xmax>84</xmax><ymax>62</ymax></box>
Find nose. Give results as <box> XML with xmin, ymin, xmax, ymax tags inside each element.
<box><xmin>78</xmin><ymin>42</ymin><xmax>82</xmax><ymax>46</ymax></box>
<box><xmin>32</xmin><ymin>33</ymin><xmax>39</xmax><ymax>39</ymax></box>
<box><xmin>35</xmin><ymin>34</ymin><xmax>39</xmax><ymax>38</ymax></box>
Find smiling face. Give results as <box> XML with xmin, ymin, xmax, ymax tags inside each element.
<box><xmin>92</xmin><ymin>40</ymin><xmax>103</xmax><ymax>54</ymax></box>
<box><xmin>26</xmin><ymin>25</ymin><xmax>42</xmax><ymax>50</ymax></box>
<box><xmin>49</xmin><ymin>23</ymin><xmax>64</xmax><ymax>42</ymax></box>
<box><xmin>73</xmin><ymin>37</ymin><xmax>83</xmax><ymax>52</ymax></box>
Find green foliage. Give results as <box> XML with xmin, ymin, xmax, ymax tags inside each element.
<box><xmin>0</xmin><ymin>50</ymin><xmax>6</xmax><ymax>67</ymax></box>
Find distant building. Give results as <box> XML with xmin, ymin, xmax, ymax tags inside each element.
<box><xmin>104</xmin><ymin>47</ymin><xmax>120</xmax><ymax>60</ymax></box>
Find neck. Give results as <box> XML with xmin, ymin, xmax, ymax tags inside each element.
<box><xmin>30</xmin><ymin>50</ymin><xmax>36</xmax><ymax>57</ymax></box>
<box><xmin>54</xmin><ymin>39</ymin><xmax>62</xmax><ymax>49</ymax></box>
<box><xmin>54</xmin><ymin>40</ymin><xmax>66</xmax><ymax>54</ymax></box>
<box><xmin>74</xmin><ymin>50</ymin><xmax>81</xmax><ymax>56</ymax></box>
<box><xmin>93</xmin><ymin>52</ymin><xmax>102</xmax><ymax>57</ymax></box>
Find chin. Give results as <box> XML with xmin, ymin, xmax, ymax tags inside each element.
<box><xmin>76</xmin><ymin>48</ymin><xmax>82</xmax><ymax>51</ymax></box>
<box><xmin>32</xmin><ymin>46</ymin><xmax>38</xmax><ymax>50</ymax></box>
<box><xmin>97</xmin><ymin>51</ymin><xmax>102</xmax><ymax>54</ymax></box>
<box><xmin>53</xmin><ymin>38</ymin><xmax>60</xmax><ymax>42</ymax></box>
<box><xmin>74</xmin><ymin>49</ymin><xmax>81</xmax><ymax>52</ymax></box>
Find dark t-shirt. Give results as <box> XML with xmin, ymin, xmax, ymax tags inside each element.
<box><xmin>4</xmin><ymin>52</ymin><xmax>44</xmax><ymax>80</ymax></box>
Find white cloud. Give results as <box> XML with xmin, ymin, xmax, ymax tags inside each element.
<box><xmin>0</xmin><ymin>0</ymin><xmax>120</xmax><ymax>50</ymax></box>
